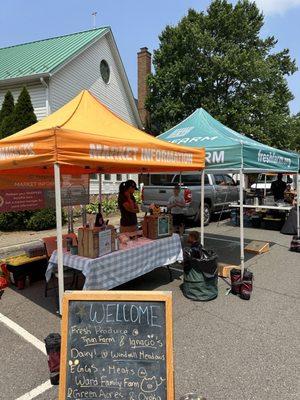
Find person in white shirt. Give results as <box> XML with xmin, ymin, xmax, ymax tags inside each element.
<box><xmin>168</xmin><ymin>184</ymin><xmax>186</xmax><ymax>233</ymax></box>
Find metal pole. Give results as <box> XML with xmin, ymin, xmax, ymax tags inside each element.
<box><xmin>54</xmin><ymin>163</ymin><xmax>64</xmax><ymax>314</ymax></box>
<box><xmin>98</xmin><ymin>173</ymin><xmax>102</xmax><ymax>205</ymax></box>
<box><xmin>297</xmin><ymin>172</ymin><xmax>300</xmax><ymax>237</ymax></box>
<box><xmin>264</xmin><ymin>174</ymin><xmax>267</xmax><ymax>198</ymax></box>
<box><xmin>200</xmin><ymin>170</ymin><xmax>205</xmax><ymax>246</ymax></box>
<box><xmin>239</xmin><ymin>169</ymin><xmax>245</xmax><ymax>278</ymax></box>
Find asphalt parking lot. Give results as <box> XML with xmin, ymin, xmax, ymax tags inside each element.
<box><xmin>0</xmin><ymin>219</ymin><xmax>299</xmax><ymax>400</ymax></box>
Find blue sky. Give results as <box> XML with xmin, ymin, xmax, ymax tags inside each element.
<box><xmin>0</xmin><ymin>0</ymin><xmax>299</xmax><ymax>114</ymax></box>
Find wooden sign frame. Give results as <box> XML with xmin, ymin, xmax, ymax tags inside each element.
<box><xmin>59</xmin><ymin>290</ymin><xmax>174</xmax><ymax>400</ymax></box>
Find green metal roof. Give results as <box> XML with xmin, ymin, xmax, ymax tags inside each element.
<box><xmin>0</xmin><ymin>27</ymin><xmax>109</xmax><ymax>81</ymax></box>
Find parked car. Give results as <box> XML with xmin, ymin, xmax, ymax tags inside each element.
<box><xmin>141</xmin><ymin>172</ymin><xmax>239</xmax><ymax>225</ymax></box>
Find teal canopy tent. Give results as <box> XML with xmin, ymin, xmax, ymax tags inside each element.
<box><xmin>159</xmin><ymin>108</ymin><xmax>299</xmax><ymax>172</ymax></box>
<box><xmin>158</xmin><ymin>108</ymin><xmax>300</xmax><ymax>274</ymax></box>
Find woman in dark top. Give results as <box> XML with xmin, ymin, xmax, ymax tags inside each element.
<box><xmin>118</xmin><ymin>180</ymin><xmax>139</xmax><ymax>232</ymax></box>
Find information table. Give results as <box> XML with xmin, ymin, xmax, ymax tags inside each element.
<box><xmin>46</xmin><ymin>234</ymin><xmax>183</xmax><ymax>290</ymax></box>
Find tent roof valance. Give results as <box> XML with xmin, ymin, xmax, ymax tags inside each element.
<box><xmin>0</xmin><ymin>91</ymin><xmax>205</xmax><ymax>175</ymax></box>
<box><xmin>158</xmin><ymin>108</ymin><xmax>299</xmax><ymax>173</ymax></box>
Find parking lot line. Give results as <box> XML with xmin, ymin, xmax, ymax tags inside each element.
<box><xmin>15</xmin><ymin>380</ymin><xmax>53</xmax><ymax>400</ymax></box>
<box><xmin>0</xmin><ymin>312</ymin><xmax>46</xmax><ymax>355</ymax></box>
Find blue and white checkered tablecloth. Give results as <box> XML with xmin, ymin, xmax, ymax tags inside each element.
<box><xmin>46</xmin><ymin>234</ymin><xmax>183</xmax><ymax>290</ymax></box>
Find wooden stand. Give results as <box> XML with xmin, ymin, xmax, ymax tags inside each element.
<box><xmin>218</xmin><ymin>263</ymin><xmax>240</xmax><ymax>278</ymax></box>
<box><xmin>78</xmin><ymin>226</ymin><xmax>115</xmax><ymax>258</ymax></box>
<box><xmin>143</xmin><ymin>214</ymin><xmax>173</xmax><ymax>239</ymax></box>
<box><xmin>244</xmin><ymin>241</ymin><xmax>269</xmax><ymax>254</ymax></box>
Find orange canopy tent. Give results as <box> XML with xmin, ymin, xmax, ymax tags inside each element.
<box><xmin>0</xmin><ymin>90</ymin><xmax>204</xmax><ymax>175</ymax></box>
<box><xmin>0</xmin><ymin>90</ymin><xmax>205</xmax><ymax>312</ymax></box>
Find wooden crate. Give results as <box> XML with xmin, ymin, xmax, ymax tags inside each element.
<box><xmin>142</xmin><ymin>214</ymin><xmax>173</xmax><ymax>240</ymax></box>
<box><xmin>244</xmin><ymin>241</ymin><xmax>269</xmax><ymax>254</ymax></box>
<box><xmin>78</xmin><ymin>226</ymin><xmax>115</xmax><ymax>258</ymax></box>
<box><xmin>218</xmin><ymin>263</ymin><xmax>240</xmax><ymax>278</ymax></box>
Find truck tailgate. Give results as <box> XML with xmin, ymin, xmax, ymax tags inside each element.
<box><xmin>142</xmin><ymin>186</ymin><xmax>174</xmax><ymax>206</ymax></box>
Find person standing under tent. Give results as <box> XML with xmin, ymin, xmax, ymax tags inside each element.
<box><xmin>118</xmin><ymin>180</ymin><xmax>139</xmax><ymax>233</ymax></box>
<box><xmin>168</xmin><ymin>183</ymin><xmax>186</xmax><ymax>233</ymax></box>
<box><xmin>271</xmin><ymin>173</ymin><xmax>287</xmax><ymax>202</ymax></box>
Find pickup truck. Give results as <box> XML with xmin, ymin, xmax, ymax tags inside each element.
<box><xmin>141</xmin><ymin>172</ymin><xmax>239</xmax><ymax>225</ymax></box>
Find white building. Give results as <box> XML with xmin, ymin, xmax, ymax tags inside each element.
<box><xmin>0</xmin><ymin>27</ymin><xmax>141</xmax><ymax>194</ymax></box>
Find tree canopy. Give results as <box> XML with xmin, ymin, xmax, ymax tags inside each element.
<box><xmin>291</xmin><ymin>114</ymin><xmax>300</xmax><ymax>150</ymax></box>
<box><xmin>146</xmin><ymin>0</ymin><xmax>298</xmax><ymax>149</ymax></box>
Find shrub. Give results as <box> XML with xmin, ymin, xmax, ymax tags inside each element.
<box><xmin>102</xmin><ymin>197</ymin><xmax>118</xmax><ymax>216</ymax></box>
<box><xmin>133</xmin><ymin>191</ymin><xmax>142</xmax><ymax>204</ymax></box>
<box><xmin>85</xmin><ymin>202</ymin><xmax>99</xmax><ymax>215</ymax></box>
<box><xmin>0</xmin><ymin>211</ymin><xmax>34</xmax><ymax>231</ymax></box>
<box><xmin>86</xmin><ymin>196</ymin><xmax>118</xmax><ymax>217</ymax></box>
<box><xmin>26</xmin><ymin>208</ymin><xmax>66</xmax><ymax>231</ymax></box>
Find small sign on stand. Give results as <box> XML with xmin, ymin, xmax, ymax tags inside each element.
<box><xmin>59</xmin><ymin>291</ymin><xmax>174</xmax><ymax>400</ymax></box>
<box><xmin>98</xmin><ymin>229</ymin><xmax>112</xmax><ymax>257</ymax></box>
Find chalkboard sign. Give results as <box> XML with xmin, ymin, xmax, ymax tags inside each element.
<box><xmin>59</xmin><ymin>291</ymin><xmax>174</xmax><ymax>400</ymax></box>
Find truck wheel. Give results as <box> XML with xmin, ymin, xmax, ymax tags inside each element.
<box><xmin>198</xmin><ymin>203</ymin><xmax>211</xmax><ymax>226</ymax></box>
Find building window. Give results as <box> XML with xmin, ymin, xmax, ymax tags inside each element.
<box><xmin>100</xmin><ymin>60</ymin><xmax>110</xmax><ymax>84</ymax></box>
<box><xmin>90</xmin><ymin>174</ymin><xmax>98</xmax><ymax>180</ymax></box>
<box><xmin>104</xmin><ymin>174</ymin><xmax>111</xmax><ymax>181</ymax></box>
<box><xmin>116</xmin><ymin>174</ymin><xmax>122</xmax><ymax>181</ymax></box>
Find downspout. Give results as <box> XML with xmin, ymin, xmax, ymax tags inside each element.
<box><xmin>40</xmin><ymin>77</ymin><xmax>51</xmax><ymax>116</ymax></box>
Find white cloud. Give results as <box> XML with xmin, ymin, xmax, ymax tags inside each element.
<box><xmin>254</xmin><ymin>0</ymin><xmax>300</xmax><ymax>15</ymax></box>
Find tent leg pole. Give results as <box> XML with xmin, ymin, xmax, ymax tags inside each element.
<box><xmin>70</xmin><ymin>206</ymin><xmax>74</xmax><ymax>233</ymax></box>
<box><xmin>98</xmin><ymin>173</ymin><xmax>102</xmax><ymax>206</ymax></box>
<box><xmin>239</xmin><ymin>169</ymin><xmax>245</xmax><ymax>278</ymax></box>
<box><xmin>297</xmin><ymin>173</ymin><xmax>300</xmax><ymax>238</ymax></box>
<box><xmin>54</xmin><ymin>163</ymin><xmax>64</xmax><ymax>315</ymax></box>
<box><xmin>200</xmin><ymin>170</ymin><xmax>205</xmax><ymax>246</ymax></box>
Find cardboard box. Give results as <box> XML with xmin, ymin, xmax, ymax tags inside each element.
<box><xmin>142</xmin><ymin>214</ymin><xmax>173</xmax><ymax>240</ymax></box>
<box><xmin>78</xmin><ymin>226</ymin><xmax>115</xmax><ymax>258</ymax></box>
<box><xmin>245</xmin><ymin>241</ymin><xmax>269</xmax><ymax>254</ymax></box>
<box><xmin>218</xmin><ymin>263</ymin><xmax>240</xmax><ymax>278</ymax></box>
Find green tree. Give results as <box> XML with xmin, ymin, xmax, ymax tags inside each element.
<box><xmin>0</xmin><ymin>91</ymin><xmax>14</xmax><ymax>138</ymax></box>
<box><xmin>146</xmin><ymin>0</ymin><xmax>297</xmax><ymax>149</ymax></box>
<box><xmin>0</xmin><ymin>115</ymin><xmax>15</xmax><ymax>138</ymax></box>
<box><xmin>13</xmin><ymin>86</ymin><xmax>37</xmax><ymax>133</ymax></box>
<box><xmin>290</xmin><ymin>113</ymin><xmax>300</xmax><ymax>151</ymax></box>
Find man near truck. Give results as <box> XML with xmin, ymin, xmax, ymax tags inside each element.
<box><xmin>168</xmin><ymin>184</ymin><xmax>185</xmax><ymax>233</ymax></box>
